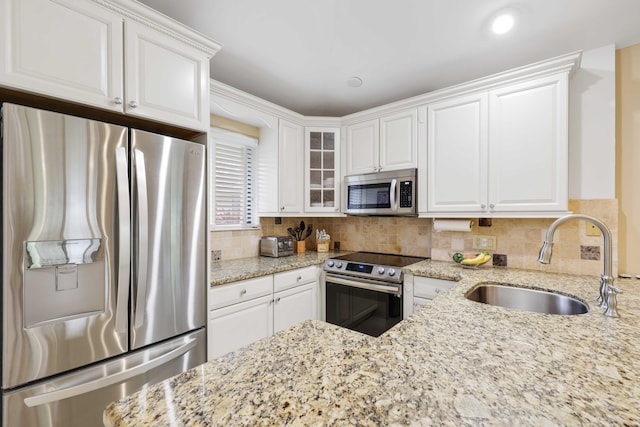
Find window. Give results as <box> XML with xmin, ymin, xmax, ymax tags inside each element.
<box><xmin>210</xmin><ymin>128</ymin><xmax>258</xmax><ymax>229</ymax></box>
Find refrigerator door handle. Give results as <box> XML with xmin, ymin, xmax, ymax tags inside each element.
<box><xmin>134</xmin><ymin>148</ymin><xmax>149</xmax><ymax>329</ymax></box>
<box><xmin>23</xmin><ymin>336</ymin><xmax>197</xmax><ymax>408</ymax></box>
<box><xmin>114</xmin><ymin>147</ymin><xmax>131</xmax><ymax>334</ymax></box>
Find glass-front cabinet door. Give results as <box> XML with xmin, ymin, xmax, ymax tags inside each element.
<box><xmin>305</xmin><ymin>127</ymin><xmax>341</xmax><ymax>213</ymax></box>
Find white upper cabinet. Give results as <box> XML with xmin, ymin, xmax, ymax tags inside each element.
<box><xmin>379</xmin><ymin>109</ymin><xmax>418</xmax><ymax>171</ymax></box>
<box><xmin>427</xmin><ymin>93</ymin><xmax>488</xmax><ymax>213</ymax></box>
<box><xmin>305</xmin><ymin>127</ymin><xmax>341</xmax><ymax>213</ymax></box>
<box><xmin>345</xmin><ymin>109</ymin><xmax>417</xmax><ymax>175</ymax></box>
<box><xmin>487</xmin><ymin>75</ymin><xmax>568</xmax><ymax>213</ymax></box>
<box><xmin>0</xmin><ymin>0</ymin><xmax>219</xmax><ymax>131</ymax></box>
<box><xmin>0</xmin><ymin>0</ymin><xmax>123</xmax><ymax>111</ymax></box>
<box><xmin>278</xmin><ymin>119</ymin><xmax>305</xmax><ymax>213</ymax></box>
<box><xmin>124</xmin><ymin>20</ymin><xmax>210</xmax><ymax>131</ymax></box>
<box><xmin>427</xmin><ymin>73</ymin><xmax>569</xmax><ymax>216</ymax></box>
<box><xmin>345</xmin><ymin>119</ymin><xmax>379</xmax><ymax>175</ymax></box>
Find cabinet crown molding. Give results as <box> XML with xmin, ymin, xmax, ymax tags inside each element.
<box><xmin>211</xmin><ymin>50</ymin><xmax>581</xmax><ymax>127</ymax></box>
<box><xmin>88</xmin><ymin>0</ymin><xmax>222</xmax><ymax>56</ymax></box>
<box><xmin>341</xmin><ymin>51</ymin><xmax>582</xmax><ymax>125</ymax></box>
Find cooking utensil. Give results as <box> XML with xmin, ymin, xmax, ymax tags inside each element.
<box><xmin>304</xmin><ymin>224</ymin><xmax>313</xmax><ymax>240</ymax></box>
<box><xmin>287</xmin><ymin>227</ymin><xmax>296</xmax><ymax>239</ymax></box>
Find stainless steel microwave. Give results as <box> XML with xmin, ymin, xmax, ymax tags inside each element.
<box><xmin>343</xmin><ymin>168</ymin><xmax>417</xmax><ymax>216</ymax></box>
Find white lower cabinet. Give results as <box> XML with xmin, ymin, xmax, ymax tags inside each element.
<box><xmin>403</xmin><ymin>275</ymin><xmax>455</xmax><ymax>317</ymax></box>
<box><xmin>273</xmin><ymin>282</ymin><xmax>317</xmax><ymax>333</ymax></box>
<box><xmin>208</xmin><ymin>294</ymin><xmax>273</xmax><ymax>359</ymax></box>
<box><xmin>208</xmin><ymin>266</ymin><xmax>318</xmax><ymax>360</ymax></box>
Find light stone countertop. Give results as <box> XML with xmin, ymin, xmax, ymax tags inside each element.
<box><xmin>209</xmin><ymin>251</ymin><xmax>341</xmax><ymax>286</ymax></box>
<box><xmin>105</xmin><ymin>259</ymin><xmax>640</xmax><ymax>426</ymax></box>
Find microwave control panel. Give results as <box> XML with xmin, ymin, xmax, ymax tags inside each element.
<box><xmin>399</xmin><ymin>180</ymin><xmax>413</xmax><ymax>208</ymax></box>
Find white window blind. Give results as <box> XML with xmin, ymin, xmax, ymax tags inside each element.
<box><xmin>210</xmin><ymin>128</ymin><xmax>258</xmax><ymax>229</ymax></box>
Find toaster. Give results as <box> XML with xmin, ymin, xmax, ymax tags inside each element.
<box><xmin>260</xmin><ymin>236</ymin><xmax>294</xmax><ymax>257</ymax></box>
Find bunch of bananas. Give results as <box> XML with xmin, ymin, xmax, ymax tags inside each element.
<box><xmin>452</xmin><ymin>251</ymin><xmax>492</xmax><ymax>266</ymax></box>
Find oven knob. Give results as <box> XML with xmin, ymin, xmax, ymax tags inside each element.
<box><xmin>327</xmin><ymin>261</ymin><xmax>335</xmax><ymax>267</ymax></box>
<box><xmin>336</xmin><ymin>262</ymin><xmax>343</xmax><ymax>268</ymax></box>
<box><xmin>377</xmin><ymin>267</ymin><xmax>385</xmax><ymax>275</ymax></box>
<box><xmin>388</xmin><ymin>269</ymin><xmax>396</xmax><ymax>277</ymax></box>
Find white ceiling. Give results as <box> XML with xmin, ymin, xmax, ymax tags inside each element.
<box><xmin>138</xmin><ymin>0</ymin><xmax>640</xmax><ymax>117</ymax></box>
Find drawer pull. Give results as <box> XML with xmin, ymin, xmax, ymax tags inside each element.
<box><xmin>297</xmin><ymin>276</ymin><xmax>302</xmax><ymax>281</ymax></box>
<box><xmin>240</xmin><ymin>289</ymin><xmax>247</xmax><ymax>296</ymax></box>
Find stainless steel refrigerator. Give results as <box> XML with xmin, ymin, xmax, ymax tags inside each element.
<box><xmin>1</xmin><ymin>103</ymin><xmax>207</xmax><ymax>426</ymax></box>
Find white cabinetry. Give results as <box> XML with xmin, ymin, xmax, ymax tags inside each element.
<box><xmin>278</xmin><ymin>119</ymin><xmax>305</xmax><ymax>213</ymax></box>
<box><xmin>379</xmin><ymin>109</ymin><xmax>418</xmax><ymax>171</ymax></box>
<box><xmin>427</xmin><ymin>73</ymin><xmax>569</xmax><ymax>216</ymax></box>
<box><xmin>345</xmin><ymin>109</ymin><xmax>417</xmax><ymax>175</ymax></box>
<box><xmin>124</xmin><ymin>20</ymin><xmax>210</xmax><ymax>130</ymax></box>
<box><xmin>208</xmin><ymin>275</ymin><xmax>273</xmax><ymax>359</ymax></box>
<box><xmin>305</xmin><ymin>127</ymin><xmax>340</xmax><ymax>213</ymax></box>
<box><xmin>0</xmin><ymin>0</ymin><xmax>123</xmax><ymax>111</ymax></box>
<box><xmin>345</xmin><ymin>119</ymin><xmax>379</xmax><ymax>175</ymax></box>
<box><xmin>208</xmin><ymin>266</ymin><xmax>318</xmax><ymax>360</ymax></box>
<box><xmin>0</xmin><ymin>0</ymin><xmax>218</xmax><ymax>131</ymax></box>
<box><xmin>427</xmin><ymin>93</ymin><xmax>488</xmax><ymax>213</ymax></box>
<box><xmin>403</xmin><ymin>275</ymin><xmax>455</xmax><ymax>317</ymax></box>
<box><xmin>487</xmin><ymin>75</ymin><xmax>568</xmax><ymax>213</ymax></box>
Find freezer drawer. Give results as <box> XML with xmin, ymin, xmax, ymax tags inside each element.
<box><xmin>2</xmin><ymin>329</ymin><xmax>205</xmax><ymax>427</ymax></box>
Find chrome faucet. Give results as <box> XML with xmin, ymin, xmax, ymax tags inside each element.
<box><xmin>538</xmin><ymin>214</ymin><xmax>620</xmax><ymax>317</ymax></box>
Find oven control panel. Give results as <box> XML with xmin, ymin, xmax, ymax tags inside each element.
<box><xmin>323</xmin><ymin>259</ymin><xmax>402</xmax><ymax>282</ymax></box>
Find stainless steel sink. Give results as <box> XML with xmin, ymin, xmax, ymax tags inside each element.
<box><xmin>465</xmin><ymin>282</ymin><xmax>589</xmax><ymax>315</ymax></box>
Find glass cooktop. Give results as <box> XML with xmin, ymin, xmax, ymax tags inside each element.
<box><xmin>332</xmin><ymin>251</ymin><xmax>427</xmax><ymax>268</ymax></box>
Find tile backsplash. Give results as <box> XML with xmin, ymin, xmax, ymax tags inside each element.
<box><xmin>210</xmin><ymin>199</ymin><xmax>618</xmax><ymax>277</ymax></box>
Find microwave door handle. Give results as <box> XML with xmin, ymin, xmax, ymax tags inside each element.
<box><xmin>114</xmin><ymin>147</ymin><xmax>130</xmax><ymax>334</ymax></box>
<box><xmin>390</xmin><ymin>179</ymin><xmax>397</xmax><ymax>210</ymax></box>
<box><xmin>134</xmin><ymin>149</ymin><xmax>149</xmax><ymax>329</ymax></box>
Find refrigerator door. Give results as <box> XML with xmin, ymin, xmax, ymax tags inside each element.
<box><xmin>130</xmin><ymin>130</ymin><xmax>206</xmax><ymax>350</ymax></box>
<box><xmin>2</xmin><ymin>329</ymin><xmax>205</xmax><ymax>427</ymax></box>
<box><xmin>1</xmin><ymin>104</ymin><xmax>130</xmax><ymax>389</ymax></box>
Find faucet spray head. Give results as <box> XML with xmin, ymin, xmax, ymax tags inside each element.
<box><xmin>538</xmin><ymin>241</ymin><xmax>554</xmax><ymax>264</ymax></box>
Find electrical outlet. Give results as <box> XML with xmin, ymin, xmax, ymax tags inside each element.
<box><xmin>586</xmin><ymin>224</ymin><xmax>602</xmax><ymax>236</ymax></box>
<box><xmin>472</xmin><ymin>235</ymin><xmax>497</xmax><ymax>251</ymax></box>
<box><xmin>211</xmin><ymin>250</ymin><xmax>222</xmax><ymax>261</ymax></box>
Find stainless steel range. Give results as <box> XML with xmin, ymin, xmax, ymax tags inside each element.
<box><xmin>323</xmin><ymin>252</ymin><xmax>426</xmax><ymax>337</ymax></box>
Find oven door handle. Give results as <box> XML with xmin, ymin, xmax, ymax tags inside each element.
<box><xmin>325</xmin><ymin>274</ymin><xmax>402</xmax><ymax>296</ymax></box>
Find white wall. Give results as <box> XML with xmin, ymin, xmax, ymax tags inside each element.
<box><xmin>568</xmin><ymin>44</ymin><xmax>616</xmax><ymax>199</ymax></box>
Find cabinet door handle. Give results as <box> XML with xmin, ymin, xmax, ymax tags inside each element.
<box><xmin>275</xmin><ymin>297</ymin><xmax>281</xmax><ymax>303</ymax></box>
<box><xmin>481</xmin><ymin>204</ymin><xmax>486</xmax><ymax>209</ymax></box>
<box><xmin>113</xmin><ymin>97</ymin><xmax>123</xmax><ymax>105</ymax></box>
<box><xmin>489</xmin><ymin>203</ymin><xmax>495</xmax><ymax>209</ymax></box>
<box><xmin>128</xmin><ymin>100</ymin><xmax>138</xmax><ymax>108</ymax></box>
<box><xmin>281</xmin><ymin>206</ymin><xmax>285</xmax><ymax>211</ymax></box>
<box><xmin>297</xmin><ymin>276</ymin><xmax>302</xmax><ymax>281</ymax></box>
<box><xmin>240</xmin><ymin>289</ymin><xmax>247</xmax><ymax>296</ymax></box>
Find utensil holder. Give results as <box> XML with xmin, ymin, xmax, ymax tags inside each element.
<box><xmin>317</xmin><ymin>241</ymin><xmax>329</xmax><ymax>253</ymax></box>
<box><xmin>295</xmin><ymin>240</ymin><xmax>306</xmax><ymax>253</ymax></box>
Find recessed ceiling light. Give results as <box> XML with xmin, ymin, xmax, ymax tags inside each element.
<box><xmin>492</xmin><ymin>13</ymin><xmax>515</xmax><ymax>34</ymax></box>
<box><xmin>347</xmin><ymin>76</ymin><xmax>363</xmax><ymax>88</ymax></box>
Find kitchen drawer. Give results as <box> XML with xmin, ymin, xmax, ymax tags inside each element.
<box><xmin>274</xmin><ymin>266</ymin><xmax>317</xmax><ymax>293</ymax></box>
<box><xmin>414</xmin><ymin>277</ymin><xmax>455</xmax><ymax>300</ymax></box>
<box><xmin>209</xmin><ymin>275</ymin><xmax>273</xmax><ymax>310</ymax></box>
